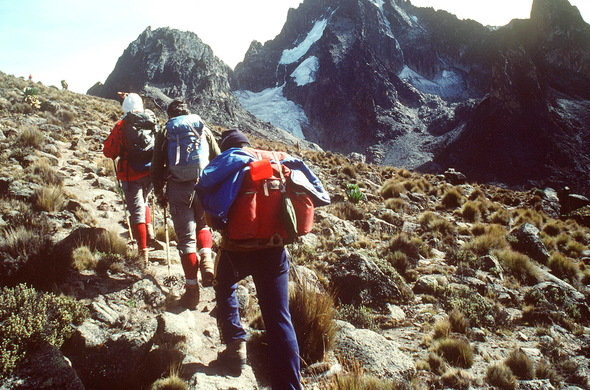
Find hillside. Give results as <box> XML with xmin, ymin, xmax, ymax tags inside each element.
<box><xmin>1</xmin><ymin>72</ymin><xmax>590</xmax><ymax>389</ymax></box>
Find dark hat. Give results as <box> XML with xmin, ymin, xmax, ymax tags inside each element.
<box><xmin>220</xmin><ymin>129</ymin><xmax>250</xmax><ymax>151</ymax></box>
<box><xmin>167</xmin><ymin>99</ymin><xmax>190</xmax><ymax>118</ymax></box>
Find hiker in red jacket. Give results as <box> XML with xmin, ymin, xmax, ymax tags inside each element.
<box><xmin>103</xmin><ymin>93</ymin><xmax>156</xmax><ymax>265</ymax></box>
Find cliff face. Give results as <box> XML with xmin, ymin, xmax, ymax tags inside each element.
<box><xmin>231</xmin><ymin>0</ymin><xmax>590</xmax><ymax>194</ymax></box>
<box><xmin>87</xmin><ymin>27</ymin><xmax>307</xmax><ymax>147</ymax></box>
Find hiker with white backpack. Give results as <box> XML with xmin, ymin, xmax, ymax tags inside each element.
<box><xmin>103</xmin><ymin>92</ymin><xmax>157</xmax><ymax>266</ymax></box>
<box><xmin>151</xmin><ymin>99</ymin><xmax>220</xmax><ymax>309</ymax></box>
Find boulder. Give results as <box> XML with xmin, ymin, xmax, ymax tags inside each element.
<box><xmin>508</xmin><ymin>223</ymin><xmax>550</xmax><ymax>263</ymax></box>
<box><xmin>331</xmin><ymin>252</ymin><xmax>412</xmax><ymax>307</ymax></box>
<box><xmin>444</xmin><ymin>168</ymin><xmax>467</xmax><ymax>185</ymax></box>
<box><xmin>0</xmin><ymin>343</ymin><xmax>84</xmax><ymax>390</ymax></box>
<box><xmin>334</xmin><ymin>320</ymin><xmax>415</xmax><ymax>381</ymax></box>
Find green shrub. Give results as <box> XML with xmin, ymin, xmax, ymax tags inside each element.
<box><xmin>434</xmin><ymin>338</ymin><xmax>474</xmax><ymax>368</ymax></box>
<box><xmin>337</xmin><ymin>304</ymin><xmax>377</xmax><ymax>331</ymax></box>
<box><xmin>0</xmin><ymin>284</ymin><xmax>88</xmax><ymax>378</ymax></box>
<box><xmin>289</xmin><ymin>282</ymin><xmax>337</xmax><ymax>365</ymax></box>
<box><xmin>486</xmin><ymin>363</ymin><xmax>516</xmax><ymax>390</ymax></box>
<box><xmin>345</xmin><ymin>184</ymin><xmax>364</xmax><ymax>204</ymax></box>
<box><xmin>504</xmin><ymin>349</ymin><xmax>534</xmax><ymax>379</ymax></box>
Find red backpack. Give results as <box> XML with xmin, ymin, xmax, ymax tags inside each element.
<box><xmin>225</xmin><ymin>148</ymin><xmax>314</xmax><ymax>245</ymax></box>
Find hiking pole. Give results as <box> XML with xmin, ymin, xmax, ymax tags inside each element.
<box><xmin>112</xmin><ymin>160</ymin><xmax>135</xmax><ymax>250</ymax></box>
<box><xmin>163</xmin><ymin>205</ymin><xmax>171</xmax><ymax>276</ymax></box>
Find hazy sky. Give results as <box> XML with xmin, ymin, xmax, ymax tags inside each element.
<box><xmin>0</xmin><ymin>0</ymin><xmax>588</xmax><ymax>93</ymax></box>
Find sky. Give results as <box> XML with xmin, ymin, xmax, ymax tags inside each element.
<box><xmin>0</xmin><ymin>0</ymin><xmax>588</xmax><ymax>94</ymax></box>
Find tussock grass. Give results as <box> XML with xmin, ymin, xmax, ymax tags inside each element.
<box><xmin>432</xmin><ymin>318</ymin><xmax>451</xmax><ymax>339</ymax></box>
<box><xmin>418</xmin><ymin>212</ymin><xmax>456</xmax><ymax>236</ymax></box>
<box><xmin>385</xmin><ymin>197</ymin><xmax>406</xmax><ymax>212</ymax></box>
<box><xmin>494</xmin><ymin>249</ymin><xmax>540</xmax><ymax>285</ymax></box>
<box><xmin>386</xmin><ymin>251</ymin><xmax>411</xmax><ymax>275</ymax></box>
<box><xmin>380</xmin><ymin>180</ymin><xmax>406</xmax><ymax>199</ymax></box>
<box><xmin>441</xmin><ymin>187</ymin><xmax>464</xmax><ymax>209</ymax></box>
<box><xmin>535</xmin><ymin>359</ymin><xmax>559</xmax><ymax>384</ymax></box>
<box><xmin>331</xmin><ymin>202</ymin><xmax>365</xmax><ymax>221</ymax></box>
<box><xmin>71</xmin><ymin>246</ymin><xmax>98</xmax><ymax>271</ymax></box>
<box><xmin>434</xmin><ymin>338</ymin><xmax>474</xmax><ymax>368</ymax></box>
<box><xmin>326</xmin><ymin>359</ymin><xmax>407</xmax><ymax>390</ymax></box>
<box><xmin>486</xmin><ymin>363</ymin><xmax>516</xmax><ymax>390</ymax></box>
<box><xmin>150</xmin><ymin>373</ymin><xmax>187</xmax><ymax>390</ymax></box>
<box><xmin>28</xmin><ymin>160</ymin><xmax>64</xmax><ymax>186</ymax></box>
<box><xmin>34</xmin><ymin>185</ymin><xmax>66</xmax><ymax>212</ymax></box>
<box><xmin>290</xmin><ymin>282</ymin><xmax>337</xmax><ymax>365</ymax></box>
<box><xmin>16</xmin><ymin>126</ymin><xmax>44</xmax><ymax>148</ymax></box>
<box><xmin>504</xmin><ymin>348</ymin><xmax>534</xmax><ymax>379</ymax></box>
<box><xmin>387</xmin><ymin>233</ymin><xmax>429</xmax><ymax>260</ymax></box>
<box><xmin>460</xmin><ymin>201</ymin><xmax>481</xmax><ymax>222</ymax></box>
<box><xmin>441</xmin><ymin>369</ymin><xmax>473</xmax><ymax>390</ymax></box>
<box><xmin>489</xmin><ymin>208</ymin><xmax>511</xmax><ymax>225</ymax></box>
<box><xmin>542</xmin><ymin>221</ymin><xmax>562</xmax><ymax>237</ymax></box>
<box><xmin>463</xmin><ymin>228</ymin><xmax>508</xmax><ymax>256</ymax></box>
<box><xmin>548</xmin><ymin>253</ymin><xmax>581</xmax><ymax>283</ymax></box>
<box><xmin>448</xmin><ymin>309</ymin><xmax>469</xmax><ymax>334</ymax></box>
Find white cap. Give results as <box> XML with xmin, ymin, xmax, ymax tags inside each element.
<box><xmin>122</xmin><ymin>93</ymin><xmax>143</xmax><ymax>114</ymax></box>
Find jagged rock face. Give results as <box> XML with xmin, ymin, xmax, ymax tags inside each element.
<box><xmin>88</xmin><ymin>27</ymin><xmax>237</xmax><ymax>123</ymax></box>
<box><xmin>232</xmin><ymin>0</ymin><xmax>590</xmax><ymax>195</ymax></box>
<box><xmin>87</xmin><ymin>27</ymin><xmax>307</xmax><ymax>146</ymax></box>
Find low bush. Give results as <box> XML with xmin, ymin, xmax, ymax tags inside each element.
<box><xmin>486</xmin><ymin>363</ymin><xmax>516</xmax><ymax>390</ymax></box>
<box><xmin>0</xmin><ymin>284</ymin><xmax>88</xmax><ymax>378</ymax></box>
<box><xmin>434</xmin><ymin>338</ymin><xmax>474</xmax><ymax>368</ymax></box>
<box><xmin>337</xmin><ymin>304</ymin><xmax>377</xmax><ymax>331</ymax></box>
<box><xmin>289</xmin><ymin>282</ymin><xmax>337</xmax><ymax>365</ymax></box>
<box><xmin>504</xmin><ymin>348</ymin><xmax>534</xmax><ymax>379</ymax></box>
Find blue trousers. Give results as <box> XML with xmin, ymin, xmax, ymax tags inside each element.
<box><xmin>214</xmin><ymin>247</ymin><xmax>301</xmax><ymax>390</ymax></box>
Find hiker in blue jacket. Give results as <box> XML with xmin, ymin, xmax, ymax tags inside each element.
<box><xmin>196</xmin><ymin>129</ymin><xmax>329</xmax><ymax>390</ymax></box>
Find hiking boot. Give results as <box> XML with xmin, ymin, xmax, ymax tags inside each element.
<box><xmin>179</xmin><ymin>284</ymin><xmax>199</xmax><ymax>310</ymax></box>
<box><xmin>214</xmin><ymin>340</ymin><xmax>247</xmax><ymax>376</ymax></box>
<box><xmin>199</xmin><ymin>251</ymin><xmax>215</xmax><ymax>287</ymax></box>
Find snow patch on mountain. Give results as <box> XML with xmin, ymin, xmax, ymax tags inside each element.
<box><xmin>398</xmin><ymin>66</ymin><xmax>467</xmax><ymax>99</ymax></box>
<box><xmin>279</xmin><ymin>19</ymin><xmax>328</xmax><ymax>65</ymax></box>
<box><xmin>234</xmin><ymin>86</ymin><xmax>308</xmax><ymax>139</ymax></box>
<box><xmin>291</xmin><ymin>56</ymin><xmax>320</xmax><ymax>86</ymax></box>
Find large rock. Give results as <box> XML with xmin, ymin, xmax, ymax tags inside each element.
<box><xmin>0</xmin><ymin>343</ymin><xmax>84</xmax><ymax>390</ymax></box>
<box><xmin>508</xmin><ymin>223</ymin><xmax>550</xmax><ymax>263</ymax></box>
<box><xmin>330</xmin><ymin>252</ymin><xmax>412</xmax><ymax>307</ymax></box>
<box><xmin>63</xmin><ymin>280</ymin><xmax>165</xmax><ymax>389</ymax></box>
<box><xmin>334</xmin><ymin>320</ymin><xmax>415</xmax><ymax>381</ymax></box>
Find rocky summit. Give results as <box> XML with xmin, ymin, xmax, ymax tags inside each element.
<box><xmin>87</xmin><ymin>27</ymin><xmax>309</xmax><ymax>148</ymax></box>
<box><xmin>1</xmin><ymin>71</ymin><xmax>590</xmax><ymax>389</ymax></box>
<box><xmin>232</xmin><ymin>0</ymin><xmax>590</xmax><ymax>195</ymax></box>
